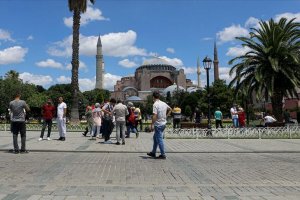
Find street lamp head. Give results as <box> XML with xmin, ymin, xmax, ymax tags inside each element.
<box><xmin>202</xmin><ymin>56</ymin><xmax>212</xmax><ymax>70</ymax></box>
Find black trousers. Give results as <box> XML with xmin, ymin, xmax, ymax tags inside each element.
<box><xmin>11</xmin><ymin>121</ymin><xmax>26</xmax><ymax>151</ymax></box>
<box><xmin>173</xmin><ymin>118</ymin><xmax>181</xmax><ymax>128</ymax></box>
<box><xmin>215</xmin><ymin>120</ymin><xmax>223</xmax><ymax>128</ymax></box>
<box><xmin>102</xmin><ymin>119</ymin><xmax>114</xmax><ymax>141</ymax></box>
<box><xmin>40</xmin><ymin>119</ymin><xmax>53</xmax><ymax>138</ymax></box>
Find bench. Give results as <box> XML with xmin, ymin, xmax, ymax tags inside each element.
<box><xmin>180</xmin><ymin>122</ymin><xmax>208</xmax><ymax>129</ymax></box>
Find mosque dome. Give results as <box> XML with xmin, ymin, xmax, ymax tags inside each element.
<box><xmin>136</xmin><ymin>57</ymin><xmax>176</xmax><ymax>72</ymax></box>
<box><xmin>163</xmin><ymin>84</ymin><xmax>185</xmax><ymax>96</ymax></box>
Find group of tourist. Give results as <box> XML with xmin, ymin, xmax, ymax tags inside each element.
<box><xmin>230</xmin><ymin>103</ymin><xmax>246</xmax><ymax>128</ymax></box>
<box><xmin>8</xmin><ymin>91</ymin><xmax>170</xmax><ymax>160</ymax></box>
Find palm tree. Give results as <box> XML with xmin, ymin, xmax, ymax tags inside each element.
<box><xmin>229</xmin><ymin>18</ymin><xmax>300</xmax><ymax>122</ymax></box>
<box><xmin>5</xmin><ymin>70</ymin><xmax>20</xmax><ymax>80</ymax></box>
<box><xmin>68</xmin><ymin>0</ymin><xmax>95</xmax><ymax>123</ymax></box>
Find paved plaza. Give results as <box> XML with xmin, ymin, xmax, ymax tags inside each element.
<box><xmin>0</xmin><ymin>130</ymin><xmax>300</xmax><ymax>200</ymax></box>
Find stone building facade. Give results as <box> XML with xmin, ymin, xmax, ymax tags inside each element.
<box><xmin>111</xmin><ymin>57</ymin><xmax>194</xmax><ymax>101</ymax></box>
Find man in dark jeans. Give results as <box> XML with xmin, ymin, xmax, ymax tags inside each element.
<box><xmin>9</xmin><ymin>92</ymin><xmax>30</xmax><ymax>154</ymax></box>
<box><xmin>102</xmin><ymin>98</ymin><xmax>116</xmax><ymax>143</ymax></box>
<box><xmin>39</xmin><ymin>99</ymin><xmax>56</xmax><ymax>141</ymax></box>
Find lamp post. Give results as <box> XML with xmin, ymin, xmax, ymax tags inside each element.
<box><xmin>203</xmin><ymin>56</ymin><xmax>212</xmax><ymax>136</ymax></box>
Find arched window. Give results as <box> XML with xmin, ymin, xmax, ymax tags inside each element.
<box><xmin>150</xmin><ymin>76</ymin><xmax>172</xmax><ymax>88</ymax></box>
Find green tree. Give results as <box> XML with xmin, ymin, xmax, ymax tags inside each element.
<box><xmin>229</xmin><ymin>18</ymin><xmax>300</xmax><ymax>121</ymax></box>
<box><xmin>68</xmin><ymin>0</ymin><xmax>95</xmax><ymax>123</ymax></box>
<box><xmin>184</xmin><ymin>105</ymin><xmax>192</xmax><ymax>120</ymax></box>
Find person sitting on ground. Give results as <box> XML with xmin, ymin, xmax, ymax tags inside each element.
<box><xmin>262</xmin><ymin>113</ymin><xmax>277</xmax><ymax>127</ymax></box>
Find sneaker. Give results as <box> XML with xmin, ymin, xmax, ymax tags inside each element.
<box><xmin>156</xmin><ymin>155</ymin><xmax>166</xmax><ymax>159</ymax></box>
<box><xmin>82</xmin><ymin>133</ymin><xmax>87</xmax><ymax>137</ymax></box>
<box><xmin>61</xmin><ymin>137</ymin><xmax>65</xmax><ymax>141</ymax></box>
<box><xmin>122</xmin><ymin>141</ymin><xmax>125</xmax><ymax>145</ymax></box>
<box><xmin>147</xmin><ymin>152</ymin><xmax>156</xmax><ymax>158</ymax></box>
<box><xmin>38</xmin><ymin>138</ymin><xmax>43</xmax><ymax>141</ymax></box>
<box><xmin>9</xmin><ymin>149</ymin><xmax>19</xmax><ymax>154</ymax></box>
<box><xmin>20</xmin><ymin>150</ymin><xmax>29</xmax><ymax>154</ymax></box>
<box><xmin>104</xmin><ymin>140</ymin><xmax>112</xmax><ymax>144</ymax></box>
<box><xmin>47</xmin><ymin>137</ymin><xmax>51</xmax><ymax>141</ymax></box>
<box><xmin>136</xmin><ymin>132</ymin><xmax>139</xmax><ymax>138</ymax></box>
<box><xmin>125</xmin><ymin>136</ymin><xmax>130</xmax><ymax>138</ymax></box>
<box><xmin>116</xmin><ymin>142</ymin><xmax>121</xmax><ymax>145</ymax></box>
<box><xmin>57</xmin><ymin>137</ymin><xmax>62</xmax><ymax>140</ymax></box>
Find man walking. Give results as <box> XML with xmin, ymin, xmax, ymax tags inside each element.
<box><xmin>214</xmin><ymin>107</ymin><xmax>223</xmax><ymax>128</ymax></box>
<box><xmin>57</xmin><ymin>96</ymin><xmax>67</xmax><ymax>141</ymax></box>
<box><xmin>147</xmin><ymin>91</ymin><xmax>171</xmax><ymax>159</ymax></box>
<box><xmin>9</xmin><ymin>92</ymin><xmax>30</xmax><ymax>154</ymax></box>
<box><xmin>39</xmin><ymin>98</ymin><xmax>55</xmax><ymax>141</ymax></box>
<box><xmin>112</xmin><ymin>100</ymin><xmax>129</xmax><ymax>145</ymax></box>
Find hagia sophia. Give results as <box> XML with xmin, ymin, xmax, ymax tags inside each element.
<box><xmin>95</xmin><ymin>36</ymin><xmax>220</xmax><ymax>102</ymax></box>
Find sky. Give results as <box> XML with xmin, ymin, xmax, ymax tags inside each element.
<box><xmin>1</xmin><ymin>0</ymin><xmax>300</xmax><ymax>91</ymax></box>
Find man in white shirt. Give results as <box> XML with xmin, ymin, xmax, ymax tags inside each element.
<box><xmin>147</xmin><ymin>91</ymin><xmax>172</xmax><ymax>159</ymax></box>
<box><xmin>230</xmin><ymin>103</ymin><xmax>239</xmax><ymax>128</ymax></box>
<box><xmin>263</xmin><ymin>114</ymin><xmax>277</xmax><ymax>127</ymax></box>
<box><xmin>57</xmin><ymin>96</ymin><xmax>67</xmax><ymax>141</ymax></box>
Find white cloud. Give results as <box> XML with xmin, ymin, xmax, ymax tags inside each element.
<box><xmin>166</xmin><ymin>48</ymin><xmax>175</xmax><ymax>54</ymax></box>
<box><xmin>202</xmin><ymin>37</ymin><xmax>213</xmax><ymax>41</ymax></box>
<box><xmin>217</xmin><ymin>24</ymin><xmax>249</xmax><ymax>43</ymax></box>
<box><xmin>245</xmin><ymin>17</ymin><xmax>260</xmax><ymax>29</ymax></box>
<box><xmin>64</xmin><ymin>5</ymin><xmax>109</xmax><ymax>28</ymax></box>
<box><xmin>275</xmin><ymin>12</ymin><xmax>300</xmax><ymax>23</ymax></box>
<box><xmin>19</xmin><ymin>72</ymin><xmax>53</xmax><ymax>86</ymax></box>
<box><xmin>104</xmin><ymin>73</ymin><xmax>122</xmax><ymax>91</ymax></box>
<box><xmin>56</xmin><ymin>76</ymin><xmax>71</xmax><ymax>84</ymax></box>
<box><xmin>56</xmin><ymin>73</ymin><xmax>121</xmax><ymax>91</ymax></box>
<box><xmin>219</xmin><ymin>67</ymin><xmax>234</xmax><ymax>83</ymax></box>
<box><xmin>36</xmin><ymin>59</ymin><xmax>63</xmax><ymax>69</ymax></box>
<box><xmin>226</xmin><ymin>45</ymin><xmax>251</xmax><ymax>57</ymax></box>
<box><xmin>181</xmin><ymin>67</ymin><xmax>197</xmax><ymax>74</ymax></box>
<box><xmin>27</xmin><ymin>35</ymin><xmax>34</xmax><ymax>40</ymax></box>
<box><xmin>158</xmin><ymin>56</ymin><xmax>183</xmax><ymax>67</ymax></box>
<box><xmin>0</xmin><ymin>46</ymin><xmax>28</xmax><ymax>65</ymax></box>
<box><xmin>66</xmin><ymin>61</ymin><xmax>88</xmax><ymax>71</ymax></box>
<box><xmin>79</xmin><ymin>77</ymin><xmax>96</xmax><ymax>92</ymax></box>
<box><xmin>118</xmin><ymin>59</ymin><xmax>138</xmax><ymax>68</ymax></box>
<box><xmin>0</xmin><ymin>29</ymin><xmax>14</xmax><ymax>41</ymax></box>
<box><xmin>48</xmin><ymin>30</ymin><xmax>147</xmax><ymax>58</ymax></box>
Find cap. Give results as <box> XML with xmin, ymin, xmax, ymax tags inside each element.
<box><xmin>127</xmin><ymin>102</ymin><xmax>133</xmax><ymax>107</ymax></box>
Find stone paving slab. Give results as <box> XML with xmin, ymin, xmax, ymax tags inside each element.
<box><xmin>0</xmin><ymin>151</ymin><xmax>299</xmax><ymax>199</ymax></box>
<box><xmin>0</xmin><ymin>130</ymin><xmax>300</xmax><ymax>199</ymax></box>
<box><xmin>0</xmin><ymin>131</ymin><xmax>300</xmax><ymax>153</ymax></box>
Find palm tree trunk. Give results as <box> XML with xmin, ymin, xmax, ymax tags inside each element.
<box><xmin>70</xmin><ymin>8</ymin><xmax>80</xmax><ymax>124</ymax></box>
<box><xmin>271</xmin><ymin>91</ymin><xmax>283</xmax><ymax>122</ymax></box>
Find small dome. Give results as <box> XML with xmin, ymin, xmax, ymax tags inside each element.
<box><xmin>126</xmin><ymin>96</ymin><xmax>142</xmax><ymax>101</ymax></box>
<box><xmin>163</xmin><ymin>84</ymin><xmax>184</xmax><ymax>95</ymax></box>
<box><xmin>187</xmin><ymin>87</ymin><xmax>198</xmax><ymax>93</ymax></box>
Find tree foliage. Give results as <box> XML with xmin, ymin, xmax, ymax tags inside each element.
<box><xmin>229</xmin><ymin>18</ymin><xmax>300</xmax><ymax>121</ymax></box>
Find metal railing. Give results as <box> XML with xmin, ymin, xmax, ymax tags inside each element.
<box><xmin>0</xmin><ymin>123</ymin><xmax>86</xmax><ymax>132</ymax></box>
<box><xmin>165</xmin><ymin>125</ymin><xmax>300</xmax><ymax>139</ymax></box>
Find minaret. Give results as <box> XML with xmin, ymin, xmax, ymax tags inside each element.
<box><xmin>197</xmin><ymin>57</ymin><xmax>201</xmax><ymax>88</ymax></box>
<box><xmin>95</xmin><ymin>36</ymin><xmax>104</xmax><ymax>89</ymax></box>
<box><xmin>213</xmin><ymin>41</ymin><xmax>219</xmax><ymax>81</ymax></box>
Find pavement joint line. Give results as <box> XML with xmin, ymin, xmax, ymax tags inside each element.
<box><xmin>1</xmin><ymin>149</ymin><xmax>300</xmax><ymax>153</ymax></box>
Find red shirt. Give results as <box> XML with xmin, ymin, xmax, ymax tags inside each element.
<box><xmin>42</xmin><ymin>104</ymin><xmax>56</xmax><ymax>120</ymax></box>
<box><xmin>238</xmin><ymin>111</ymin><xmax>246</xmax><ymax>127</ymax></box>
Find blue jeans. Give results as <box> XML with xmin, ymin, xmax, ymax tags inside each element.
<box><xmin>151</xmin><ymin>125</ymin><xmax>166</xmax><ymax>156</ymax></box>
<box><xmin>232</xmin><ymin>118</ymin><xmax>239</xmax><ymax>128</ymax></box>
